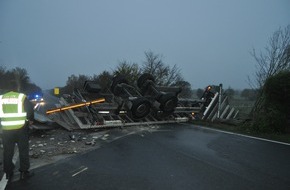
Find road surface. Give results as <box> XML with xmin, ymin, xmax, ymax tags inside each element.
<box><xmin>5</xmin><ymin>123</ymin><xmax>290</xmax><ymax>190</ymax></box>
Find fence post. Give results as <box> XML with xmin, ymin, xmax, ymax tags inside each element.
<box><xmin>217</xmin><ymin>84</ymin><xmax>223</xmax><ymax>118</ymax></box>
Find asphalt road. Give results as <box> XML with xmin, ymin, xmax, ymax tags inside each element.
<box><xmin>5</xmin><ymin>123</ymin><xmax>290</xmax><ymax>190</ymax></box>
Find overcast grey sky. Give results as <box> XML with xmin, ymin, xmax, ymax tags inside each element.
<box><xmin>0</xmin><ymin>0</ymin><xmax>289</xmax><ymax>90</ymax></box>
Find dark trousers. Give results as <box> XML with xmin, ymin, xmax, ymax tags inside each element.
<box><xmin>2</xmin><ymin>125</ymin><xmax>30</xmax><ymax>175</ymax></box>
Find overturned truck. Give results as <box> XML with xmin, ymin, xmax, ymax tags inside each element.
<box><xmin>44</xmin><ymin>74</ymin><xmax>235</xmax><ymax>130</ymax></box>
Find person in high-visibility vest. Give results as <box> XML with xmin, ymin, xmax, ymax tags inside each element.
<box><xmin>0</xmin><ymin>88</ymin><xmax>34</xmax><ymax>182</ymax></box>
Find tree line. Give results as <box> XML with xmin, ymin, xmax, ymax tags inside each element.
<box><xmin>0</xmin><ymin>66</ymin><xmax>41</xmax><ymax>94</ymax></box>
<box><xmin>0</xmin><ymin>53</ymin><xmax>257</xmax><ymax>101</ymax></box>
<box><xmin>61</xmin><ymin>50</ymin><xmax>193</xmax><ymax>98</ymax></box>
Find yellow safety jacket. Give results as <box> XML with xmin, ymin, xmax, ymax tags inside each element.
<box><xmin>0</xmin><ymin>91</ymin><xmax>27</xmax><ymax>130</ymax></box>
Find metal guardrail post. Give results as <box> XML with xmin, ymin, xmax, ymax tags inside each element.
<box><xmin>202</xmin><ymin>92</ymin><xmax>219</xmax><ymax>120</ymax></box>
<box><xmin>217</xmin><ymin>83</ymin><xmax>222</xmax><ymax>118</ymax></box>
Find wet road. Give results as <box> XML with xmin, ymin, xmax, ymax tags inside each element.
<box><xmin>6</xmin><ymin>123</ymin><xmax>290</xmax><ymax>190</ymax></box>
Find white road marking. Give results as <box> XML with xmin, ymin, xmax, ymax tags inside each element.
<box><xmin>184</xmin><ymin>123</ymin><xmax>290</xmax><ymax>146</ymax></box>
<box><xmin>72</xmin><ymin>167</ymin><xmax>88</xmax><ymax>177</ymax></box>
<box><xmin>0</xmin><ymin>178</ymin><xmax>8</xmax><ymax>190</ymax></box>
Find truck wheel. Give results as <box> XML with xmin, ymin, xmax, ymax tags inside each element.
<box><xmin>159</xmin><ymin>93</ymin><xmax>178</xmax><ymax>114</ymax></box>
<box><xmin>137</xmin><ymin>73</ymin><xmax>155</xmax><ymax>88</ymax></box>
<box><xmin>131</xmin><ymin>97</ymin><xmax>151</xmax><ymax>120</ymax></box>
<box><xmin>137</xmin><ymin>73</ymin><xmax>155</xmax><ymax>95</ymax></box>
<box><xmin>111</xmin><ymin>75</ymin><xmax>128</xmax><ymax>96</ymax></box>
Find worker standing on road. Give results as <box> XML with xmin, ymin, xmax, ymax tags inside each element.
<box><xmin>0</xmin><ymin>87</ymin><xmax>34</xmax><ymax>182</ymax></box>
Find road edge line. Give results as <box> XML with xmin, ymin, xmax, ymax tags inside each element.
<box><xmin>183</xmin><ymin>123</ymin><xmax>290</xmax><ymax>146</ymax></box>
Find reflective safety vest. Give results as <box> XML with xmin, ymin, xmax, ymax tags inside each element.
<box><xmin>0</xmin><ymin>91</ymin><xmax>27</xmax><ymax>130</ymax></box>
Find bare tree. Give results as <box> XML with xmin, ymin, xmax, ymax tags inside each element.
<box><xmin>174</xmin><ymin>80</ymin><xmax>193</xmax><ymax>98</ymax></box>
<box><xmin>93</xmin><ymin>71</ymin><xmax>113</xmax><ymax>91</ymax></box>
<box><xmin>142</xmin><ymin>51</ymin><xmax>169</xmax><ymax>85</ymax></box>
<box><xmin>250</xmin><ymin>25</ymin><xmax>290</xmax><ymax>88</ymax></box>
<box><xmin>142</xmin><ymin>50</ymin><xmax>182</xmax><ymax>86</ymax></box>
<box><xmin>164</xmin><ymin>64</ymin><xmax>183</xmax><ymax>86</ymax></box>
<box><xmin>249</xmin><ymin>25</ymin><xmax>290</xmax><ymax>113</ymax></box>
<box><xmin>113</xmin><ymin>61</ymin><xmax>140</xmax><ymax>84</ymax></box>
<box><xmin>64</xmin><ymin>74</ymin><xmax>91</xmax><ymax>93</ymax></box>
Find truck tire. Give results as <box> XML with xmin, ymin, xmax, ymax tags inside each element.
<box><xmin>130</xmin><ymin>97</ymin><xmax>151</xmax><ymax>120</ymax></box>
<box><xmin>111</xmin><ymin>75</ymin><xmax>128</xmax><ymax>96</ymax></box>
<box><xmin>159</xmin><ymin>93</ymin><xmax>178</xmax><ymax>114</ymax></box>
<box><xmin>137</xmin><ymin>73</ymin><xmax>155</xmax><ymax>95</ymax></box>
<box><xmin>137</xmin><ymin>73</ymin><xmax>155</xmax><ymax>88</ymax></box>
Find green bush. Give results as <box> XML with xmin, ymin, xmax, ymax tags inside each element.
<box><xmin>264</xmin><ymin>71</ymin><xmax>290</xmax><ymax>108</ymax></box>
<box><xmin>252</xmin><ymin>70</ymin><xmax>290</xmax><ymax>133</ymax></box>
<box><xmin>252</xmin><ymin>105</ymin><xmax>287</xmax><ymax>133</ymax></box>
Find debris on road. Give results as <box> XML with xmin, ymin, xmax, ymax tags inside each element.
<box><xmin>27</xmin><ymin>124</ymin><xmax>161</xmax><ymax>167</ymax></box>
